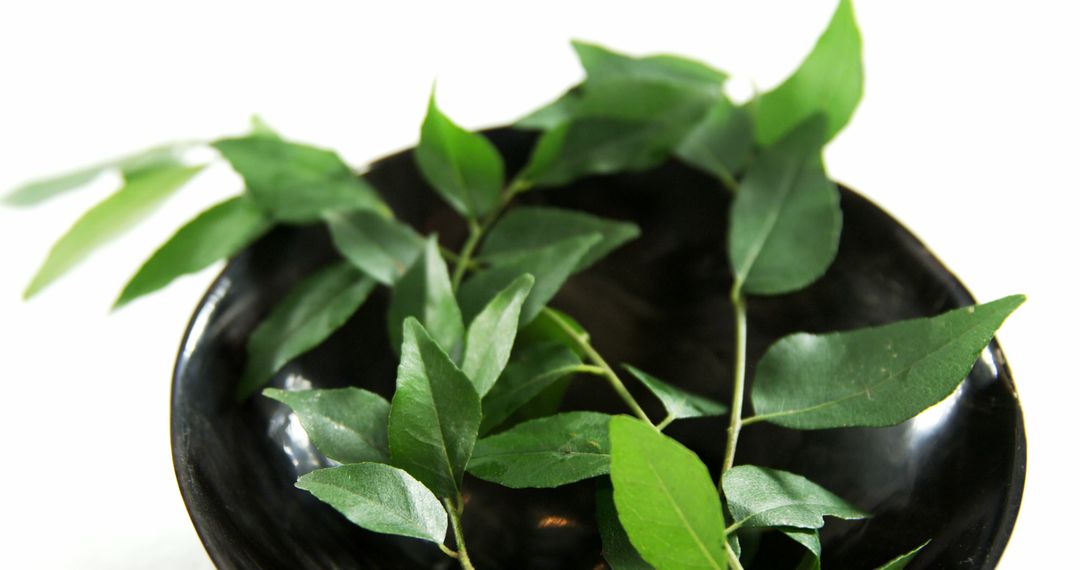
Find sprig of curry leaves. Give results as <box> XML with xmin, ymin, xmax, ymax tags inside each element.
<box><xmin>10</xmin><ymin>1</ymin><xmax>1020</xmax><ymax>567</ymax></box>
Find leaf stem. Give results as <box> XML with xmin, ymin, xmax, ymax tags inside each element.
<box><xmin>450</xmin><ymin>220</ymin><xmax>483</xmax><ymax>291</ymax></box>
<box><xmin>725</xmin><ymin>541</ymin><xmax>746</xmax><ymax>570</ymax></box>
<box><xmin>444</xmin><ymin>497</ymin><xmax>475</xmax><ymax>570</ymax></box>
<box><xmin>656</xmin><ymin>413</ymin><xmax>676</xmax><ymax>431</ymax></box>
<box><xmin>721</xmin><ymin>287</ymin><xmax>748</xmax><ymax>475</ymax></box>
<box><xmin>542</xmin><ymin>307</ymin><xmax>653</xmax><ymax>425</ymax></box>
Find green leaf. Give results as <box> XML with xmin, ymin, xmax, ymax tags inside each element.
<box><xmin>751</xmin><ymin>295</ymin><xmax>1026</xmax><ymax>429</ymax></box>
<box><xmin>457</xmin><ymin>234</ymin><xmax>601</xmax><ymax>325</ymax></box>
<box><xmin>263</xmin><ymin>387</ymin><xmax>390</xmax><ymax>463</ymax></box>
<box><xmin>623</xmin><ymin>365</ymin><xmax>727</xmax><ymax>421</ymax></box>
<box><xmin>388</xmin><ymin>318</ymin><xmax>481</xmax><ymax>499</ymax></box>
<box><xmin>519</xmin><ymin>307</ymin><xmax>590</xmax><ymax>357</ymax></box>
<box><xmin>414</xmin><ymin>92</ymin><xmax>505</xmax><ymax>219</ymax></box>
<box><xmin>795</xmin><ymin>547</ymin><xmax>821</xmax><ymax>570</ymax></box>
<box><xmin>23</xmin><ymin>163</ymin><xmax>204</xmax><ymax>299</ymax></box>
<box><xmin>572</xmin><ymin>41</ymin><xmax>727</xmax><ymax>91</ymax></box>
<box><xmin>675</xmin><ymin>99</ymin><xmax>754</xmax><ymax>186</ymax></box>
<box><xmin>326</xmin><ymin>210</ymin><xmax>425</xmax><ymax>286</ymax></box>
<box><xmin>462</xmin><ymin>274</ymin><xmax>535</xmax><ymax>396</ymax></box>
<box><xmin>4</xmin><ymin>142</ymin><xmax>195</xmax><ymax>207</ymax></box>
<box><xmin>296</xmin><ymin>463</ymin><xmax>447</xmax><ymax>543</ymax></box>
<box><xmin>609</xmin><ymin>416</ymin><xmax>727</xmax><ymax>570</ymax></box>
<box><xmin>387</xmin><ymin>237</ymin><xmax>465</xmax><ymax>355</ymax></box>
<box><xmin>515</xmin><ymin>90</ymin><xmax>581</xmax><ymax>131</ymax></box>
<box><xmin>727</xmin><ymin>116</ymin><xmax>840</xmax><ymax>295</ymax></box>
<box><xmin>784</xmin><ymin>528</ymin><xmax>822</xmax><ymax>558</ymax></box>
<box><xmin>115</xmin><ymin>195</ymin><xmax>272</xmax><ymax>308</ymax></box>
<box><xmin>596</xmin><ymin>485</ymin><xmax>654</xmax><ymax>569</ymax></box>
<box><xmin>468</xmin><ymin>412</ymin><xmax>611</xmax><ymax>488</ymax></box>
<box><xmin>754</xmin><ymin>0</ymin><xmax>863</xmax><ymax>145</ymax></box>
<box><xmin>722</xmin><ymin>465</ymin><xmax>867</xmax><ymax>530</ymax></box>
<box><xmin>480</xmin><ymin>206</ymin><xmax>640</xmax><ymax>272</ymax></box>
<box><xmin>479</xmin><ymin>341</ymin><xmax>583</xmax><ymax>435</ymax></box>
<box><xmin>238</xmin><ymin>262</ymin><xmax>376</xmax><ymax>399</ymax></box>
<box><xmin>213</xmin><ymin>135</ymin><xmax>388</xmax><ymax>223</ymax></box>
<box><xmin>874</xmin><ymin>540</ymin><xmax>931</xmax><ymax>570</ymax></box>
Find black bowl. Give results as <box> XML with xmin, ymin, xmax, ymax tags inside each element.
<box><xmin>172</xmin><ymin>128</ymin><xmax>1024</xmax><ymax>569</ymax></box>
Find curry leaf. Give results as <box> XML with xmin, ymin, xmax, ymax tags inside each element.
<box><xmin>24</xmin><ymin>163</ymin><xmax>204</xmax><ymax>299</ymax></box>
<box><xmin>468</xmin><ymin>412</ymin><xmax>611</xmax><ymax>488</ymax></box>
<box><xmin>572</xmin><ymin>40</ymin><xmax>727</xmax><ymax>91</ymax></box>
<box><xmin>326</xmin><ymin>210</ymin><xmax>425</xmax><ymax>286</ymax></box>
<box><xmin>675</xmin><ymin>99</ymin><xmax>754</xmax><ymax>187</ymax></box>
<box><xmin>623</xmin><ymin>365</ymin><xmax>727</xmax><ymax>421</ymax></box>
<box><xmin>462</xmin><ymin>274</ymin><xmax>535</xmax><ymax>396</ymax></box>
<box><xmin>296</xmin><ymin>463</ymin><xmax>447</xmax><ymax>544</ymax></box>
<box><xmin>480</xmin><ymin>206</ymin><xmax>640</xmax><ymax>272</ymax></box>
<box><xmin>479</xmin><ymin>341</ymin><xmax>583</xmax><ymax>435</ymax></box>
<box><xmin>874</xmin><ymin>540</ymin><xmax>931</xmax><ymax>570</ymax></box>
<box><xmin>414</xmin><ymin>92</ymin><xmax>505</xmax><ymax>219</ymax></box>
<box><xmin>115</xmin><ymin>195</ymin><xmax>272</xmax><ymax>308</ymax></box>
<box><xmin>596</xmin><ymin>484</ymin><xmax>654</xmax><ymax>569</ymax></box>
<box><xmin>263</xmin><ymin>387</ymin><xmax>390</xmax><ymax>464</ymax></box>
<box><xmin>751</xmin><ymin>295</ymin><xmax>1025</xmax><ymax>429</ymax></box>
<box><xmin>722</xmin><ymin>465</ymin><xmax>867</xmax><ymax>530</ymax></box>
<box><xmin>754</xmin><ymin>0</ymin><xmax>863</xmax><ymax>145</ymax></box>
<box><xmin>610</xmin><ymin>416</ymin><xmax>727</xmax><ymax>570</ymax></box>
<box><xmin>784</xmin><ymin>528</ymin><xmax>822</xmax><ymax>558</ymax></box>
<box><xmin>515</xmin><ymin>91</ymin><xmax>581</xmax><ymax>131</ymax></box>
<box><xmin>727</xmin><ymin>116</ymin><xmax>840</xmax><ymax>295</ymax></box>
<box><xmin>238</xmin><ymin>262</ymin><xmax>376</xmax><ymax>399</ymax></box>
<box><xmin>519</xmin><ymin>307</ymin><xmax>590</xmax><ymax>357</ymax></box>
<box><xmin>213</xmin><ymin>135</ymin><xmax>388</xmax><ymax>223</ymax></box>
<box><xmin>387</xmin><ymin>237</ymin><xmax>465</xmax><ymax>355</ymax></box>
<box><xmin>388</xmin><ymin>318</ymin><xmax>481</xmax><ymax>499</ymax></box>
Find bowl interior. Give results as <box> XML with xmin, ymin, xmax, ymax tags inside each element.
<box><xmin>172</xmin><ymin>129</ymin><xmax>1024</xmax><ymax>569</ymax></box>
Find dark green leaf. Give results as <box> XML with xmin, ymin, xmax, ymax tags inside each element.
<box><xmin>515</xmin><ymin>90</ymin><xmax>581</xmax><ymax>131</ymax></box>
<box><xmin>326</xmin><ymin>210</ymin><xmax>425</xmax><ymax>285</ymax></box>
<box><xmin>784</xmin><ymin>528</ymin><xmax>821</xmax><ymax>558</ymax></box>
<box><xmin>388</xmin><ymin>318</ymin><xmax>481</xmax><ymax>498</ymax></box>
<box><xmin>414</xmin><ymin>93</ymin><xmax>505</xmax><ymax>219</ymax></box>
<box><xmin>458</xmin><ymin>234</ymin><xmax>600</xmax><ymax>325</ymax></box>
<box><xmin>727</xmin><ymin>116</ymin><xmax>840</xmax><ymax>295</ymax></box>
<box><xmin>572</xmin><ymin>41</ymin><xmax>727</xmax><ymax>91</ymax></box>
<box><xmin>795</xmin><ymin>547</ymin><xmax>821</xmax><ymax>570</ymax></box>
<box><xmin>296</xmin><ymin>463</ymin><xmax>447</xmax><ymax>543</ymax></box>
<box><xmin>610</xmin><ymin>416</ymin><xmax>727</xmax><ymax>570</ymax></box>
<box><xmin>213</xmin><ymin>135</ymin><xmax>388</xmax><ymax>223</ymax></box>
<box><xmin>238</xmin><ymin>262</ymin><xmax>376</xmax><ymax>399</ymax></box>
<box><xmin>722</xmin><ymin>465</ymin><xmax>867</xmax><ymax>530</ymax></box>
<box><xmin>387</xmin><ymin>237</ymin><xmax>465</xmax><ymax>355</ymax></box>
<box><xmin>480</xmin><ymin>206</ymin><xmax>640</xmax><ymax>272</ymax></box>
<box><xmin>519</xmin><ymin>307</ymin><xmax>590</xmax><ymax>357</ymax></box>
<box><xmin>479</xmin><ymin>341</ymin><xmax>583</xmax><ymax>435</ymax></box>
<box><xmin>462</xmin><ymin>274</ymin><xmax>535</xmax><ymax>396</ymax></box>
<box><xmin>115</xmin><ymin>195</ymin><xmax>272</xmax><ymax>308</ymax></box>
<box><xmin>24</xmin><ymin>163</ymin><xmax>204</xmax><ymax>299</ymax></box>
<box><xmin>675</xmin><ymin>99</ymin><xmax>754</xmax><ymax>186</ymax></box>
<box><xmin>596</xmin><ymin>485</ymin><xmax>654</xmax><ymax>569</ymax></box>
<box><xmin>874</xmin><ymin>540</ymin><xmax>931</xmax><ymax>570</ymax></box>
<box><xmin>468</xmin><ymin>412</ymin><xmax>611</xmax><ymax>488</ymax></box>
<box><xmin>623</xmin><ymin>365</ymin><xmax>727</xmax><ymax>421</ymax></box>
<box><xmin>751</xmin><ymin>295</ymin><xmax>1025</xmax><ymax>429</ymax></box>
<box><xmin>4</xmin><ymin>142</ymin><xmax>195</xmax><ymax>207</ymax></box>
<box><xmin>754</xmin><ymin>0</ymin><xmax>863</xmax><ymax>145</ymax></box>
<box><xmin>263</xmin><ymin>387</ymin><xmax>390</xmax><ymax>463</ymax></box>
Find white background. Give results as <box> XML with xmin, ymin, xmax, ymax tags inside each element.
<box><xmin>1</xmin><ymin>1</ymin><xmax>1075</xmax><ymax>567</ymax></box>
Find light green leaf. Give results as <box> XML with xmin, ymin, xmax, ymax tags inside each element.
<box><xmin>115</xmin><ymin>195</ymin><xmax>272</xmax><ymax>308</ymax></box>
<box><xmin>462</xmin><ymin>274</ymin><xmax>535</xmax><ymax>396</ymax></box>
<box><xmin>596</xmin><ymin>485</ymin><xmax>654</xmax><ymax>570</ymax></box>
<box><xmin>610</xmin><ymin>416</ymin><xmax>727</xmax><ymax>570</ymax></box>
<box><xmin>874</xmin><ymin>540</ymin><xmax>931</xmax><ymax>570</ymax></box>
<box><xmin>5</xmin><ymin>142</ymin><xmax>195</xmax><ymax>207</ymax></box>
<box><xmin>515</xmin><ymin>90</ymin><xmax>581</xmax><ymax>131</ymax></box>
<box><xmin>326</xmin><ymin>210</ymin><xmax>425</xmax><ymax>286</ymax></box>
<box><xmin>754</xmin><ymin>0</ymin><xmax>863</xmax><ymax>145</ymax></box>
<box><xmin>296</xmin><ymin>463</ymin><xmax>447</xmax><ymax>543</ymax></box>
<box><xmin>572</xmin><ymin>41</ymin><xmax>727</xmax><ymax>91</ymax></box>
<box><xmin>751</xmin><ymin>295</ymin><xmax>1025</xmax><ymax>429</ymax></box>
<box><xmin>213</xmin><ymin>135</ymin><xmax>388</xmax><ymax>223</ymax></box>
<box><xmin>675</xmin><ymin>99</ymin><xmax>754</xmax><ymax>186</ymax></box>
<box><xmin>387</xmin><ymin>237</ymin><xmax>464</xmax><ymax>355</ymax></box>
<box><xmin>458</xmin><ymin>234</ymin><xmax>600</xmax><ymax>325</ymax></box>
<box><xmin>480</xmin><ymin>206</ymin><xmax>640</xmax><ymax>272</ymax></box>
<box><xmin>623</xmin><ymin>365</ymin><xmax>727</xmax><ymax>421</ymax></box>
<box><xmin>238</xmin><ymin>262</ymin><xmax>376</xmax><ymax>399</ymax></box>
<box><xmin>468</xmin><ymin>412</ymin><xmax>611</xmax><ymax>488</ymax></box>
<box><xmin>479</xmin><ymin>341</ymin><xmax>582</xmax><ymax>435</ymax></box>
<box><xmin>414</xmin><ymin>92</ymin><xmax>505</xmax><ymax>219</ymax></box>
<box><xmin>388</xmin><ymin>318</ymin><xmax>481</xmax><ymax>499</ymax></box>
<box><xmin>24</xmin><ymin>163</ymin><xmax>204</xmax><ymax>299</ymax></box>
<box><xmin>722</xmin><ymin>465</ymin><xmax>867</xmax><ymax>530</ymax></box>
<box><xmin>727</xmin><ymin>116</ymin><xmax>840</xmax><ymax>295</ymax></box>
<box><xmin>263</xmin><ymin>387</ymin><xmax>390</xmax><ymax>464</ymax></box>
